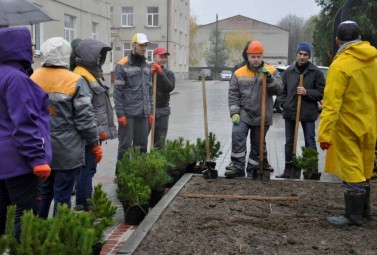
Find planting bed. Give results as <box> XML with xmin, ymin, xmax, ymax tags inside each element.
<box><xmin>134</xmin><ymin>176</ymin><xmax>377</xmax><ymax>255</ymax></box>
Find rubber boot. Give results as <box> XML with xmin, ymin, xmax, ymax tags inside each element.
<box><xmin>363</xmin><ymin>186</ymin><xmax>371</xmax><ymax>219</ymax></box>
<box><xmin>327</xmin><ymin>193</ymin><xmax>365</xmax><ymax>227</ymax></box>
<box><xmin>275</xmin><ymin>163</ymin><xmax>293</xmax><ymax>178</ymax></box>
<box><xmin>290</xmin><ymin>166</ymin><xmax>301</xmax><ymax>179</ymax></box>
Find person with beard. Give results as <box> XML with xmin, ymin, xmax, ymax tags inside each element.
<box><xmin>227</xmin><ymin>40</ymin><xmax>283</xmax><ymax>179</ymax></box>
<box><xmin>73</xmin><ymin>39</ymin><xmax>117</xmax><ymax>211</ymax></box>
<box><xmin>276</xmin><ymin>42</ymin><xmax>325</xmax><ymax>179</ymax></box>
<box><xmin>114</xmin><ymin>33</ymin><xmax>154</xmax><ymax>160</ymax></box>
<box><xmin>225</xmin><ymin>41</ymin><xmax>274</xmax><ymax>178</ymax></box>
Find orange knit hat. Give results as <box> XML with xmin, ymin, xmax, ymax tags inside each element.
<box><xmin>246</xmin><ymin>40</ymin><xmax>264</xmax><ymax>54</ymax></box>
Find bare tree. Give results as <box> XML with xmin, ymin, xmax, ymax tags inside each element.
<box><xmin>277</xmin><ymin>14</ymin><xmax>305</xmax><ymax>64</ymax></box>
<box><xmin>189</xmin><ymin>16</ymin><xmax>205</xmax><ymax>67</ymax></box>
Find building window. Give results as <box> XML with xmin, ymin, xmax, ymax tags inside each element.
<box><xmin>121</xmin><ymin>7</ymin><xmax>133</xmax><ymax>27</ymax></box>
<box><xmin>184</xmin><ymin>17</ymin><xmax>188</xmax><ymax>34</ymax></box>
<box><xmin>110</xmin><ymin>43</ymin><xmax>113</xmax><ymax>63</ymax></box>
<box><xmin>180</xmin><ymin>13</ymin><xmax>183</xmax><ymax>32</ymax></box>
<box><xmin>92</xmin><ymin>22</ymin><xmax>98</xmax><ymax>39</ymax></box>
<box><xmin>174</xmin><ymin>10</ymin><xmax>177</xmax><ymax>30</ymax></box>
<box><xmin>109</xmin><ymin>6</ymin><xmax>113</xmax><ymax>27</ymax></box>
<box><xmin>146</xmin><ymin>43</ymin><xmax>158</xmax><ymax>62</ymax></box>
<box><xmin>32</xmin><ymin>24</ymin><xmax>41</xmax><ymax>50</ymax></box>
<box><xmin>123</xmin><ymin>43</ymin><xmax>131</xmax><ymax>57</ymax></box>
<box><xmin>64</xmin><ymin>14</ymin><xmax>75</xmax><ymax>42</ymax></box>
<box><xmin>146</xmin><ymin>7</ymin><xmax>159</xmax><ymax>27</ymax></box>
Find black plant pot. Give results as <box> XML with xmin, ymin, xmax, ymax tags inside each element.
<box><xmin>165</xmin><ymin>170</ymin><xmax>180</xmax><ymax>188</ymax></box>
<box><xmin>303</xmin><ymin>171</ymin><xmax>322</xmax><ymax>180</ymax></box>
<box><xmin>185</xmin><ymin>161</ymin><xmax>197</xmax><ymax>173</ymax></box>
<box><xmin>92</xmin><ymin>242</ymin><xmax>103</xmax><ymax>255</ymax></box>
<box><xmin>122</xmin><ymin>203</ymin><xmax>149</xmax><ymax>225</ymax></box>
<box><xmin>149</xmin><ymin>189</ymin><xmax>164</xmax><ymax>207</ymax></box>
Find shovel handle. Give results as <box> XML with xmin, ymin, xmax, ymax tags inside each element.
<box><xmin>201</xmin><ymin>71</ymin><xmax>211</xmax><ymax>161</ymax></box>
<box><xmin>150</xmin><ymin>72</ymin><xmax>157</xmax><ymax>149</ymax></box>
<box><xmin>259</xmin><ymin>74</ymin><xmax>267</xmax><ymax>172</ymax></box>
<box><xmin>293</xmin><ymin>74</ymin><xmax>304</xmax><ymax>155</ymax></box>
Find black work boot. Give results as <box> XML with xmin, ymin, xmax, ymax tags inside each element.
<box><xmin>290</xmin><ymin>166</ymin><xmax>301</xmax><ymax>179</ymax></box>
<box><xmin>327</xmin><ymin>192</ymin><xmax>366</xmax><ymax>227</ymax></box>
<box><xmin>276</xmin><ymin>163</ymin><xmax>293</xmax><ymax>178</ymax></box>
<box><xmin>363</xmin><ymin>186</ymin><xmax>371</xmax><ymax>219</ymax></box>
<box><xmin>225</xmin><ymin>169</ymin><xmax>245</xmax><ymax>178</ymax></box>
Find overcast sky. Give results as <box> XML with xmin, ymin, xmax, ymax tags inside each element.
<box><xmin>190</xmin><ymin>0</ymin><xmax>322</xmax><ymax>25</ymax></box>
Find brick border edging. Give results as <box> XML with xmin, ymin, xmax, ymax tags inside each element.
<box><xmin>116</xmin><ymin>173</ymin><xmax>193</xmax><ymax>254</ymax></box>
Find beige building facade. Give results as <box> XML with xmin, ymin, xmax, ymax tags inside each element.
<box><xmin>194</xmin><ymin>15</ymin><xmax>289</xmax><ymax>67</ymax></box>
<box><xmin>30</xmin><ymin>0</ymin><xmax>189</xmax><ymax>80</ymax></box>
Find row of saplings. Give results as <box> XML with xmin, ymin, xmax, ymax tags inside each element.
<box><xmin>114</xmin><ymin>133</ymin><xmax>324</xmax><ymax>225</ymax></box>
<box><xmin>0</xmin><ymin>185</ymin><xmax>117</xmax><ymax>255</ymax></box>
<box><xmin>115</xmin><ymin>133</ymin><xmax>223</xmax><ymax>225</ymax></box>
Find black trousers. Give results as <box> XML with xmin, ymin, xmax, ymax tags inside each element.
<box><xmin>0</xmin><ymin>173</ymin><xmax>39</xmax><ymax>240</ymax></box>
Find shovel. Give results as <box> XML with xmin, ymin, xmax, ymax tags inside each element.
<box><xmin>150</xmin><ymin>72</ymin><xmax>157</xmax><ymax>149</ymax></box>
<box><xmin>291</xmin><ymin>74</ymin><xmax>304</xmax><ymax>178</ymax></box>
<box><xmin>200</xmin><ymin>71</ymin><xmax>218</xmax><ymax>179</ymax></box>
<box><xmin>259</xmin><ymin>74</ymin><xmax>270</xmax><ymax>182</ymax></box>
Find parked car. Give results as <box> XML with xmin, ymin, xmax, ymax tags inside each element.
<box><xmin>197</xmin><ymin>69</ymin><xmax>213</xmax><ymax>80</ymax></box>
<box><xmin>220</xmin><ymin>70</ymin><xmax>232</xmax><ymax>81</ymax></box>
<box><xmin>273</xmin><ymin>65</ymin><xmax>288</xmax><ymax>113</ymax></box>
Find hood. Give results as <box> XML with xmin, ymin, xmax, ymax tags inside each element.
<box><xmin>75</xmin><ymin>39</ymin><xmax>112</xmax><ymax>67</ymax></box>
<box><xmin>41</xmin><ymin>37</ymin><xmax>71</xmax><ymax>67</ymax></box>
<box><xmin>335</xmin><ymin>41</ymin><xmax>377</xmax><ymax>62</ymax></box>
<box><xmin>242</xmin><ymin>41</ymin><xmax>252</xmax><ymax>62</ymax></box>
<box><xmin>0</xmin><ymin>27</ymin><xmax>32</xmax><ymax>66</ymax></box>
<box><xmin>69</xmin><ymin>38</ymin><xmax>82</xmax><ymax>70</ymax></box>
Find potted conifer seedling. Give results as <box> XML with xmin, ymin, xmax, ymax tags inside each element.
<box><xmin>293</xmin><ymin>146</ymin><xmax>321</xmax><ymax>180</ymax></box>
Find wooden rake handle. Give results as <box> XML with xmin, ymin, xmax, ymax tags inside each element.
<box><xmin>259</xmin><ymin>74</ymin><xmax>267</xmax><ymax>172</ymax></box>
<box><xmin>293</xmin><ymin>74</ymin><xmax>304</xmax><ymax>155</ymax></box>
<box><xmin>150</xmin><ymin>72</ymin><xmax>157</xmax><ymax>149</ymax></box>
<box><xmin>201</xmin><ymin>72</ymin><xmax>211</xmax><ymax>161</ymax></box>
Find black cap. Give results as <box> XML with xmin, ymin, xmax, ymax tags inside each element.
<box><xmin>337</xmin><ymin>21</ymin><xmax>360</xmax><ymax>41</ymax></box>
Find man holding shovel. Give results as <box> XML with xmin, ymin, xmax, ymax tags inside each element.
<box><xmin>150</xmin><ymin>48</ymin><xmax>175</xmax><ymax>149</ymax></box>
<box><xmin>227</xmin><ymin>41</ymin><xmax>283</xmax><ymax>179</ymax></box>
<box><xmin>319</xmin><ymin>21</ymin><xmax>377</xmax><ymax>227</ymax></box>
<box><xmin>276</xmin><ymin>42</ymin><xmax>325</xmax><ymax>179</ymax></box>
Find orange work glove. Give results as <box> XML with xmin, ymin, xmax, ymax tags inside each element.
<box><xmin>151</xmin><ymin>63</ymin><xmax>162</xmax><ymax>75</ymax></box>
<box><xmin>320</xmin><ymin>142</ymin><xmax>332</xmax><ymax>150</ymax></box>
<box><xmin>99</xmin><ymin>131</ymin><xmax>107</xmax><ymax>141</ymax></box>
<box><xmin>33</xmin><ymin>164</ymin><xmax>51</xmax><ymax>180</ymax></box>
<box><xmin>118</xmin><ymin>116</ymin><xmax>127</xmax><ymax>126</ymax></box>
<box><xmin>92</xmin><ymin>145</ymin><xmax>103</xmax><ymax>163</ymax></box>
<box><xmin>149</xmin><ymin>114</ymin><xmax>155</xmax><ymax>124</ymax></box>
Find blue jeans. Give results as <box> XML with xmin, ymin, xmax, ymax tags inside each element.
<box><xmin>76</xmin><ymin>145</ymin><xmax>97</xmax><ymax>210</ymax></box>
<box><xmin>38</xmin><ymin>168</ymin><xmax>79</xmax><ymax>218</ymax></box>
<box><xmin>284</xmin><ymin>119</ymin><xmax>317</xmax><ymax>162</ymax></box>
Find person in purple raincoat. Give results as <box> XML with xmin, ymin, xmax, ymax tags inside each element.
<box><xmin>0</xmin><ymin>27</ymin><xmax>52</xmax><ymax>239</ymax></box>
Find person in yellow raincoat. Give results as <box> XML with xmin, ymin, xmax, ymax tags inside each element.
<box><xmin>318</xmin><ymin>21</ymin><xmax>377</xmax><ymax>227</ymax></box>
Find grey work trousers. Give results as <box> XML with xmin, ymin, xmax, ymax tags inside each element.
<box><xmin>117</xmin><ymin>116</ymin><xmax>149</xmax><ymax>160</ymax></box>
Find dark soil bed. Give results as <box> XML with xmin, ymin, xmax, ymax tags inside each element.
<box><xmin>134</xmin><ymin>176</ymin><xmax>377</xmax><ymax>255</ymax></box>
